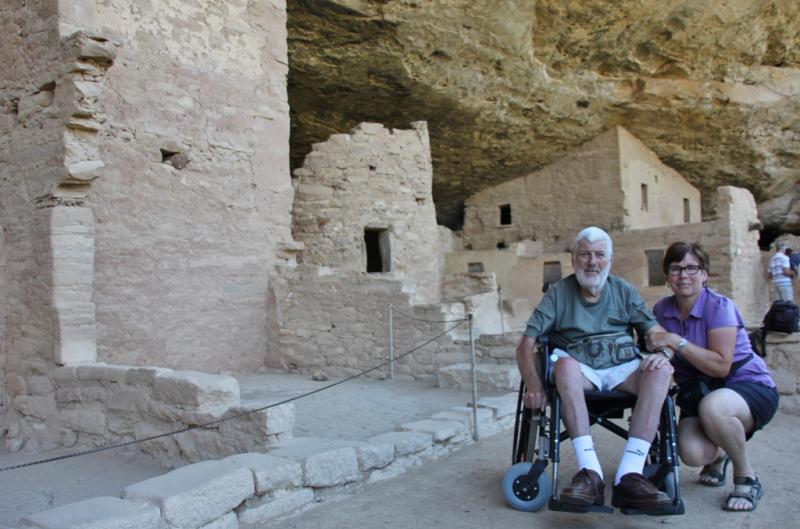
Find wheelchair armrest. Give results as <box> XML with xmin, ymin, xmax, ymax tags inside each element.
<box><xmin>535</xmin><ymin>336</ymin><xmax>555</xmax><ymax>386</ymax></box>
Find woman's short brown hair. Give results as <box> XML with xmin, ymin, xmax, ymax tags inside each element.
<box><xmin>662</xmin><ymin>242</ymin><xmax>710</xmax><ymax>275</ymax></box>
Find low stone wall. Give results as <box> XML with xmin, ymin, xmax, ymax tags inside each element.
<box><xmin>16</xmin><ymin>393</ymin><xmax>517</xmax><ymax>529</ymax></box>
<box><xmin>3</xmin><ymin>363</ymin><xmax>293</xmax><ymax>463</ymax></box>
<box><xmin>269</xmin><ymin>266</ymin><xmax>474</xmax><ymax>381</ymax></box>
<box><xmin>765</xmin><ymin>333</ymin><xmax>800</xmax><ymax>415</ymax></box>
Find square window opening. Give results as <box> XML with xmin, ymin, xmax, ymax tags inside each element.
<box><xmin>467</xmin><ymin>262</ymin><xmax>484</xmax><ymax>273</ymax></box>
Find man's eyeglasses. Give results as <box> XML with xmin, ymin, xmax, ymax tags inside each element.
<box><xmin>667</xmin><ymin>265</ymin><xmax>703</xmax><ymax>276</ymax></box>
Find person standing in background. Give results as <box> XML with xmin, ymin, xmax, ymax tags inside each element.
<box><xmin>768</xmin><ymin>242</ymin><xmax>793</xmax><ymax>300</ymax></box>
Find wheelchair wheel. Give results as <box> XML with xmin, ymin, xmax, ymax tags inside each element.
<box><xmin>502</xmin><ymin>462</ymin><xmax>551</xmax><ymax>512</ymax></box>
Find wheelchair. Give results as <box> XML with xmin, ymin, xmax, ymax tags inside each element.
<box><xmin>502</xmin><ymin>337</ymin><xmax>685</xmax><ymax>516</ymax></box>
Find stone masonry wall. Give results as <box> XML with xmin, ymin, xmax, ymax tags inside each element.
<box><xmin>462</xmin><ymin>126</ymin><xmax>702</xmax><ymax>252</ymax></box>
<box><xmin>268</xmin><ymin>266</ymin><xmax>470</xmax><ymax>380</ymax></box>
<box><xmin>463</xmin><ymin>126</ymin><xmax>625</xmax><ymax>251</ymax></box>
<box><xmin>4</xmin><ymin>360</ymin><xmax>293</xmax><ymax>461</ymax></box>
<box><xmin>612</xmin><ymin>186</ymin><xmax>767</xmax><ymax>324</ymax></box>
<box><xmin>0</xmin><ymin>0</ymin><xmax>64</xmax><ymax>385</ymax></box>
<box><xmin>87</xmin><ymin>0</ymin><xmax>293</xmax><ymax>371</ymax></box>
<box><xmin>619</xmin><ymin>126</ymin><xmax>701</xmax><ymax>229</ymax></box>
<box><xmin>292</xmin><ymin>122</ymin><xmax>442</xmax><ymax>304</ymax></box>
<box><xmin>0</xmin><ymin>223</ymin><xmax>6</xmax><ymax>419</ymax></box>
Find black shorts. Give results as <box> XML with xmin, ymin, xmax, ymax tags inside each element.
<box><xmin>680</xmin><ymin>381</ymin><xmax>779</xmax><ymax>439</ymax></box>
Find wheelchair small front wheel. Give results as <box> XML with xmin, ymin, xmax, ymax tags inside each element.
<box><xmin>502</xmin><ymin>462</ymin><xmax>551</xmax><ymax>512</ymax></box>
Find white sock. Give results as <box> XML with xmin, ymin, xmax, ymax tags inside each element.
<box><xmin>615</xmin><ymin>437</ymin><xmax>651</xmax><ymax>485</ymax></box>
<box><xmin>572</xmin><ymin>435</ymin><xmax>603</xmax><ymax>479</ymax></box>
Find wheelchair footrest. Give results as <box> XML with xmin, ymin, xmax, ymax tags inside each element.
<box><xmin>548</xmin><ymin>499</ymin><xmax>614</xmax><ymax>514</ymax></box>
<box><xmin>620</xmin><ymin>500</ymin><xmax>685</xmax><ymax>516</ymax></box>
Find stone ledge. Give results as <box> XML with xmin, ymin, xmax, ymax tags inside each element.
<box><xmin>20</xmin><ymin>394</ymin><xmax>517</xmax><ymax>527</ymax></box>
<box><xmin>122</xmin><ymin>460</ymin><xmax>254</xmax><ymax>529</ymax></box>
<box><xmin>19</xmin><ymin>496</ymin><xmax>162</xmax><ymax>529</ymax></box>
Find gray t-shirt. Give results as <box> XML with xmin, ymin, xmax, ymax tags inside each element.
<box><xmin>524</xmin><ymin>274</ymin><xmax>658</xmax><ymax>367</ymax></box>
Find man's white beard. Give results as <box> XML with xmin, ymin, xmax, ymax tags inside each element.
<box><xmin>576</xmin><ymin>264</ymin><xmax>610</xmax><ymax>296</ymax></box>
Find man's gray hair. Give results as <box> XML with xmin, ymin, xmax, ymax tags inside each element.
<box><xmin>572</xmin><ymin>226</ymin><xmax>613</xmax><ymax>258</ymax></box>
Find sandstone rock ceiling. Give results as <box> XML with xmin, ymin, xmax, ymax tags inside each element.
<box><xmin>287</xmin><ymin>0</ymin><xmax>800</xmax><ymax>234</ymax></box>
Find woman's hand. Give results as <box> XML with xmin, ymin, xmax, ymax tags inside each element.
<box><xmin>645</xmin><ymin>330</ymin><xmax>680</xmax><ymax>352</ymax></box>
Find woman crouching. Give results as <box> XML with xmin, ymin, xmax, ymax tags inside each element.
<box><xmin>646</xmin><ymin>241</ymin><xmax>778</xmax><ymax>512</ymax></box>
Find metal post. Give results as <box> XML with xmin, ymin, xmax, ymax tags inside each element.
<box><xmin>498</xmin><ymin>286</ymin><xmax>505</xmax><ymax>335</ymax></box>
<box><xmin>388</xmin><ymin>304</ymin><xmax>395</xmax><ymax>381</ymax></box>
<box><xmin>468</xmin><ymin>313</ymin><xmax>479</xmax><ymax>441</ymax></box>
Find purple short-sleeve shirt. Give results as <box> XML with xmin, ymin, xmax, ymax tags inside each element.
<box><xmin>653</xmin><ymin>287</ymin><xmax>774</xmax><ymax>387</ymax></box>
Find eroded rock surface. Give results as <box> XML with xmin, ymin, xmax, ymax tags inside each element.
<box><xmin>287</xmin><ymin>0</ymin><xmax>800</xmax><ymax>229</ymax></box>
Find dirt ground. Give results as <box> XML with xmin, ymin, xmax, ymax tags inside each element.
<box><xmin>1</xmin><ymin>372</ymin><xmax>796</xmax><ymax>528</ymax></box>
<box><xmin>0</xmin><ymin>373</ymin><xmax>492</xmax><ymax>526</ymax></box>
<box><xmin>254</xmin><ymin>409</ymin><xmax>800</xmax><ymax>529</ymax></box>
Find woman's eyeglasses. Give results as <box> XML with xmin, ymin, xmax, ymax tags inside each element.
<box><xmin>667</xmin><ymin>265</ymin><xmax>703</xmax><ymax>276</ymax></box>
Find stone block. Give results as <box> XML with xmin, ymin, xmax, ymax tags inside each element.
<box><xmin>431</xmin><ymin>406</ymin><xmax>492</xmax><ymax>428</ymax></box>
<box><xmin>237</xmin><ymin>489</ymin><xmax>314</xmax><ymax>525</ymax></box>
<box><xmin>123</xmin><ymin>460</ymin><xmax>254</xmax><ymax>529</ymax></box>
<box><xmin>14</xmin><ymin>395</ymin><xmax>57</xmax><ymax>420</ymax></box>
<box><xmin>220</xmin><ymin>403</ymin><xmax>294</xmax><ymax>443</ymax></box>
<box><xmin>107</xmin><ymin>389</ymin><xmax>147</xmax><ymax>411</ymax></box>
<box><xmin>6</xmin><ymin>374</ymin><xmax>27</xmax><ymax>396</ymax></box>
<box><xmin>26</xmin><ymin>375</ymin><xmax>54</xmax><ymax>395</ymax></box>
<box><xmin>198</xmin><ymin>512</ymin><xmax>238</xmax><ymax>529</ymax></box>
<box><xmin>268</xmin><ymin>438</ymin><xmax>362</xmax><ymax>487</ymax></box>
<box><xmin>55</xmin><ymin>386</ymin><xmax>109</xmax><ymax>403</ymax></box>
<box><xmin>152</xmin><ymin>371</ymin><xmax>240</xmax><ymax>408</ymax></box>
<box><xmin>352</xmin><ymin>442</ymin><xmax>394</xmax><ymax>471</ymax></box>
<box><xmin>772</xmin><ymin>369</ymin><xmax>796</xmax><ymax>395</ymax></box>
<box><xmin>223</xmin><ymin>452</ymin><xmax>302</xmax><ymax>494</ymax></box>
<box><xmin>75</xmin><ymin>363</ymin><xmax>131</xmax><ymax>383</ymax></box>
<box><xmin>476</xmin><ymin>393</ymin><xmax>518</xmax><ymax>418</ymax></box>
<box><xmin>61</xmin><ymin>409</ymin><xmax>107</xmax><ymax>435</ymax></box>
<box><xmin>368</xmin><ymin>431</ymin><xmax>432</xmax><ymax>456</ymax></box>
<box><xmin>437</xmin><ymin>363</ymin><xmax>520</xmax><ymax>391</ymax></box>
<box><xmin>19</xmin><ymin>496</ymin><xmax>162</xmax><ymax>529</ymax></box>
<box><xmin>126</xmin><ymin>367</ymin><xmax>173</xmax><ymax>388</ymax></box>
<box><xmin>397</xmin><ymin>419</ymin><xmax>467</xmax><ymax>442</ymax></box>
<box><xmin>50</xmin><ymin>366</ymin><xmax>79</xmax><ymax>383</ymax></box>
<box><xmin>779</xmin><ymin>394</ymin><xmax>800</xmax><ymax>415</ymax></box>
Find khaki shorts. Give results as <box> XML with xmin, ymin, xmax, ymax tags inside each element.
<box><xmin>553</xmin><ymin>349</ymin><xmax>640</xmax><ymax>391</ymax></box>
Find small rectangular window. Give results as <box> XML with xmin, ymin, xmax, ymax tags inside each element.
<box><xmin>641</xmin><ymin>184</ymin><xmax>648</xmax><ymax>211</ymax></box>
<box><xmin>646</xmin><ymin>249</ymin><xmax>665</xmax><ymax>286</ymax></box>
<box><xmin>499</xmin><ymin>204</ymin><xmax>512</xmax><ymax>225</ymax></box>
<box><xmin>543</xmin><ymin>261</ymin><xmax>562</xmax><ymax>285</ymax></box>
<box><xmin>683</xmin><ymin>198</ymin><xmax>690</xmax><ymax>223</ymax></box>
<box><xmin>467</xmin><ymin>262</ymin><xmax>484</xmax><ymax>273</ymax></box>
<box><xmin>365</xmin><ymin>228</ymin><xmax>391</xmax><ymax>273</ymax></box>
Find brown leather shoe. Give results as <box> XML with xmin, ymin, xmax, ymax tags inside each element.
<box><xmin>611</xmin><ymin>473</ymin><xmax>672</xmax><ymax>511</ymax></box>
<box><xmin>560</xmin><ymin>468</ymin><xmax>605</xmax><ymax>506</ymax></box>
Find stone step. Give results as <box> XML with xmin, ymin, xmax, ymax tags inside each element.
<box><xmin>437</xmin><ymin>363</ymin><xmax>520</xmax><ymax>392</ymax></box>
<box><xmin>122</xmin><ymin>460</ymin><xmax>254</xmax><ymax>529</ymax></box>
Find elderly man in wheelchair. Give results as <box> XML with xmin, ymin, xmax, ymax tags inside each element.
<box><xmin>511</xmin><ymin>226</ymin><xmax>679</xmax><ymax>514</ymax></box>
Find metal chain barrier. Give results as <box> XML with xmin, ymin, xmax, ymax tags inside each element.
<box><xmin>0</xmin><ymin>318</ymin><xmax>468</xmax><ymax>473</ymax></box>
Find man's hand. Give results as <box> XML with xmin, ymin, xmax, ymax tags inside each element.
<box><xmin>523</xmin><ymin>381</ymin><xmax>547</xmax><ymax>411</ymax></box>
<box><xmin>516</xmin><ymin>335</ymin><xmax>548</xmax><ymax>411</ymax></box>
<box><xmin>639</xmin><ymin>352</ymin><xmax>674</xmax><ymax>373</ymax></box>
